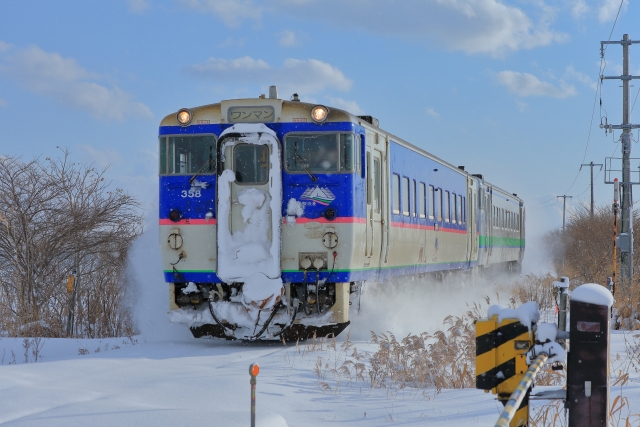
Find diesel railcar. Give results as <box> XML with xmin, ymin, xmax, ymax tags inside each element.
<box><xmin>158</xmin><ymin>87</ymin><xmax>525</xmax><ymax>340</ymax></box>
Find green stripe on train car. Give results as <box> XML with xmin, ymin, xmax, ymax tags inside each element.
<box><xmin>478</xmin><ymin>236</ymin><xmax>525</xmax><ymax>247</ymax></box>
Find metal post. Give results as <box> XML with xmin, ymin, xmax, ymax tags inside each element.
<box><xmin>559</xmin><ymin>285</ymin><xmax>568</xmax><ymax>333</ymax></box>
<box><xmin>66</xmin><ymin>269</ymin><xmax>77</xmax><ymax>337</ymax></box>
<box><xmin>580</xmin><ymin>162</ymin><xmax>603</xmax><ymax>217</ymax></box>
<box><xmin>612</xmin><ymin>178</ymin><xmax>619</xmax><ymax>294</ymax></box>
<box><xmin>249</xmin><ymin>363</ymin><xmax>259</xmax><ymax>427</ymax></box>
<box><xmin>601</xmin><ymin>34</ymin><xmax>640</xmax><ymax>287</ymax></box>
<box><xmin>622</xmin><ymin>34</ymin><xmax>633</xmax><ymax>288</ymax></box>
<box><xmin>557</xmin><ymin>195</ymin><xmax>573</xmax><ymax>232</ymax></box>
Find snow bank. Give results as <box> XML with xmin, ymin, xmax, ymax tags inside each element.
<box><xmin>571</xmin><ymin>283</ymin><xmax>614</xmax><ymax>307</ymax></box>
<box><xmin>487</xmin><ymin>301</ymin><xmax>540</xmax><ymax>328</ymax></box>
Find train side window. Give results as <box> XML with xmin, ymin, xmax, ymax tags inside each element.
<box><xmin>373</xmin><ymin>158</ymin><xmax>381</xmax><ymax>213</ymax></box>
<box><xmin>419</xmin><ymin>182</ymin><xmax>426</xmax><ymax>219</ymax></box>
<box><xmin>162</xmin><ymin>135</ymin><xmax>217</xmax><ymax>175</ymax></box>
<box><xmin>451</xmin><ymin>193</ymin><xmax>457</xmax><ymax>224</ymax></box>
<box><xmin>340</xmin><ymin>134</ymin><xmax>354</xmax><ymax>172</ymax></box>
<box><xmin>392</xmin><ymin>174</ymin><xmax>400</xmax><ymax>214</ymax></box>
<box><xmin>366</xmin><ymin>151</ymin><xmax>372</xmax><ymax>205</ymax></box>
<box><xmin>412</xmin><ymin>180</ymin><xmax>417</xmax><ymax>217</ymax></box>
<box><xmin>429</xmin><ymin>185</ymin><xmax>435</xmax><ymax>219</ymax></box>
<box><xmin>444</xmin><ymin>191</ymin><xmax>450</xmax><ymax>223</ymax></box>
<box><xmin>403</xmin><ymin>177</ymin><xmax>410</xmax><ymax>216</ymax></box>
<box><xmin>459</xmin><ymin>195</ymin><xmax>463</xmax><ymax>224</ymax></box>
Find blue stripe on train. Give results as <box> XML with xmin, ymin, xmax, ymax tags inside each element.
<box><xmin>165</xmin><ymin>261</ymin><xmax>479</xmax><ymax>284</ymax></box>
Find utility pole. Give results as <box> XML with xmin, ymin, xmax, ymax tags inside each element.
<box><xmin>580</xmin><ymin>161</ymin><xmax>603</xmax><ymax>217</ymax></box>
<box><xmin>557</xmin><ymin>195</ymin><xmax>573</xmax><ymax>232</ymax></box>
<box><xmin>601</xmin><ymin>34</ymin><xmax>640</xmax><ymax>288</ymax></box>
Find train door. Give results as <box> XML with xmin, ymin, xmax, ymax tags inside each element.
<box><xmin>216</xmin><ymin>132</ymin><xmax>282</xmax><ymax>282</ymax></box>
<box><xmin>486</xmin><ymin>188</ymin><xmax>493</xmax><ymax>259</ymax></box>
<box><xmin>519</xmin><ymin>206</ymin><xmax>525</xmax><ymax>261</ymax></box>
<box><xmin>372</xmin><ymin>149</ymin><xmax>385</xmax><ymax>267</ymax></box>
<box><xmin>467</xmin><ymin>178</ymin><xmax>477</xmax><ymax>265</ymax></box>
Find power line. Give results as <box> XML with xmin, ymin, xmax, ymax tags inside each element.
<box><xmin>560</xmin><ymin>0</ymin><xmax>624</xmax><ymax>197</ymax></box>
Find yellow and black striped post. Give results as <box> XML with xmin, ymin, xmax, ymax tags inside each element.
<box><xmin>476</xmin><ymin>315</ymin><xmax>533</xmax><ymax>427</ymax></box>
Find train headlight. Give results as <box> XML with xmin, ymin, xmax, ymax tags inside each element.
<box><xmin>177</xmin><ymin>108</ymin><xmax>192</xmax><ymax>126</ymax></box>
<box><xmin>310</xmin><ymin>105</ymin><xmax>329</xmax><ymax>123</ymax></box>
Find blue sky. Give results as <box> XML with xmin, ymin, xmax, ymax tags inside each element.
<box><xmin>0</xmin><ymin>0</ymin><xmax>638</xmax><ymax>236</ymax></box>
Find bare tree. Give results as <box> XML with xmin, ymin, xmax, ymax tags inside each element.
<box><xmin>0</xmin><ymin>150</ymin><xmax>143</xmax><ymax>337</ymax></box>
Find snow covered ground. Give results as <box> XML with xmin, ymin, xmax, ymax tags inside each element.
<box><xmin>0</xmin><ymin>330</ymin><xmax>638</xmax><ymax>426</ymax></box>
<box><xmin>1</xmin><ymin>228</ymin><xmax>638</xmax><ymax>426</ymax></box>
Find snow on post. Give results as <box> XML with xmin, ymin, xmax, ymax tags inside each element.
<box><xmin>487</xmin><ymin>301</ymin><xmax>540</xmax><ymax>329</ymax></box>
<box><xmin>571</xmin><ymin>283</ymin><xmax>614</xmax><ymax>307</ymax></box>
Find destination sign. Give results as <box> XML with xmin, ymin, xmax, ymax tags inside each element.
<box><xmin>227</xmin><ymin>106</ymin><xmax>275</xmax><ymax>123</ymax></box>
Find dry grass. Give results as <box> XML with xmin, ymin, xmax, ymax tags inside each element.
<box><xmin>368</xmin><ymin>304</ymin><xmax>480</xmax><ymax>393</ymax></box>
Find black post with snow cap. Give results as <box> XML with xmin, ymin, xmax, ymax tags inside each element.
<box><xmin>567</xmin><ymin>284</ymin><xmax>613</xmax><ymax>427</ymax></box>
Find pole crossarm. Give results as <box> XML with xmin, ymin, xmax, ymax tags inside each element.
<box><xmin>494</xmin><ymin>354</ymin><xmax>549</xmax><ymax>427</ymax></box>
<box><xmin>603</xmin><ymin>124</ymin><xmax>640</xmax><ymax>130</ymax></box>
<box><xmin>601</xmin><ymin>40</ymin><xmax>640</xmax><ymax>45</ymax></box>
<box><xmin>601</xmin><ymin>75</ymin><xmax>640</xmax><ymax>80</ymax></box>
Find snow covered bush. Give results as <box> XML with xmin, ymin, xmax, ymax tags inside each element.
<box><xmin>0</xmin><ymin>151</ymin><xmax>143</xmax><ymax>338</ymax></box>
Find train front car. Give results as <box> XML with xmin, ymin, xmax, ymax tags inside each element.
<box><xmin>159</xmin><ymin>95</ymin><xmax>363</xmax><ymax>340</ymax></box>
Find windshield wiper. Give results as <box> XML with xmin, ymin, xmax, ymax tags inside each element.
<box><xmin>294</xmin><ymin>142</ymin><xmax>317</xmax><ymax>182</ymax></box>
<box><xmin>189</xmin><ymin>148</ymin><xmax>215</xmax><ymax>185</ymax></box>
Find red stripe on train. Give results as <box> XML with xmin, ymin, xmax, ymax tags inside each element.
<box><xmin>159</xmin><ymin>219</ymin><xmax>217</xmax><ymax>225</ymax></box>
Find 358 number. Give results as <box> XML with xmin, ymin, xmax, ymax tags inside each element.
<box><xmin>181</xmin><ymin>190</ymin><xmax>201</xmax><ymax>198</ymax></box>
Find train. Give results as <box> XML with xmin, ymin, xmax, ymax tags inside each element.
<box><xmin>158</xmin><ymin>86</ymin><xmax>525</xmax><ymax>340</ymax></box>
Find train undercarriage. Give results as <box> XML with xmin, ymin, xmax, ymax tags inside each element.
<box><xmin>170</xmin><ymin>280</ymin><xmax>357</xmax><ymax>341</ymax></box>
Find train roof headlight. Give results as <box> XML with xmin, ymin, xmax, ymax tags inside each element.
<box><xmin>177</xmin><ymin>108</ymin><xmax>192</xmax><ymax>126</ymax></box>
<box><xmin>311</xmin><ymin>105</ymin><xmax>329</xmax><ymax>123</ymax></box>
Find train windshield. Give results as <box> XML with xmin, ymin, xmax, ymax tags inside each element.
<box><xmin>284</xmin><ymin>133</ymin><xmax>354</xmax><ymax>173</ymax></box>
<box><xmin>159</xmin><ymin>135</ymin><xmax>217</xmax><ymax>175</ymax></box>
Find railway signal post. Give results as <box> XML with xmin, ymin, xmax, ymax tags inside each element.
<box><xmin>476</xmin><ymin>282</ymin><xmax>613</xmax><ymax>427</ymax></box>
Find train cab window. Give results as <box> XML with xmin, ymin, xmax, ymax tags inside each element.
<box><xmin>429</xmin><ymin>185</ymin><xmax>435</xmax><ymax>219</ymax></box>
<box><xmin>373</xmin><ymin>158</ymin><xmax>381</xmax><ymax>213</ymax></box>
<box><xmin>392</xmin><ymin>174</ymin><xmax>400</xmax><ymax>214</ymax></box>
<box><xmin>419</xmin><ymin>182</ymin><xmax>426</xmax><ymax>219</ymax></box>
<box><xmin>444</xmin><ymin>191</ymin><xmax>450</xmax><ymax>222</ymax></box>
<box><xmin>285</xmin><ymin>133</ymin><xmax>354</xmax><ymax>173</ymax></box>
<box><xmin>234</xmin><ymin>144</ymin><xmax>269</xmax><ymax>184</ymax></box>
<box><xmin>403</xmin><ymin>177</ymin><xmax>410</xmax><ymax>216</ymax></box>
<box><xmin>160</xmin><ymin>135</ymin><xmax>217</xmax><ymax>175</ymax></box>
